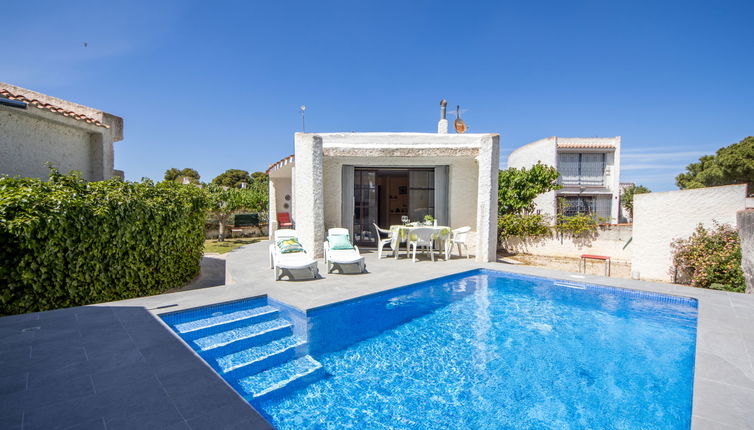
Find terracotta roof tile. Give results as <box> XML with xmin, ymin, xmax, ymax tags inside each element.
<box><xmin>266</xmin><ymin>155</ymin><xmax>295</xmax><ymax>174</ymax></box>
<box><xmin>556</xmin><ymin>137</ymin><xmax>616</xmax><ymax>149</ymax></box>
<box><xmin>0</xmin><ymin>89</ymin><xmax>109</xmax><ymax>128</ymax></box>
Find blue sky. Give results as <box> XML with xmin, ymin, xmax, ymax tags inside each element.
<box><xmin>3</xmin><ymin>0</ymin><xmax>752</xmax><ymax>191</ymax></box>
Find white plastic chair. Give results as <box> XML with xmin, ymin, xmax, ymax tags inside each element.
<box><xmin>324</xmin><ymin>228</ymin><xmax>366</xmax><ymax>274</ymax></box>
<box><xmin>448</xmin><ymin>226</ymin><xmax>471</xmax><ymax>259</ymax></box>
<box><xmin>373</xmin><ymin>223</ymin><xmax>393</xmax><ymax>259</ymax></box>
<box><xmin>407</xmin><ymin>227</ymin><xmax>437</xmax><ymax>262</ymax></box>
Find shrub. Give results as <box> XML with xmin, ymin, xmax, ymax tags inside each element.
<box><xmin>498</xmin><ymin>213</ymin><xmax>551</xmax><ymax>242</ymax></box>
<box><xmin>0</xmin><ymin>170</ymin><xmax>207</xmax><ymax>315</ymax></box>
<box><xmin>554</xmin><ymin>213</ymin><xmax>602</xmax><ymax>236</ymax></box>
<box><xmin>670</xmin><ymin>223</ymin><xmax>744</xmax><ymax>292</ymax></box>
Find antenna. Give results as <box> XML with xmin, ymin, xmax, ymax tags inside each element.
<box><xmin>299</xmin><ymin>105</ymin><xmax>306</xmax><ymax>132</ymax></box>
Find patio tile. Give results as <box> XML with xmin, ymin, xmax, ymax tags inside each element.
<box><xmin>5</xmin><ymin>374</ymin><xmax>94</xmax><ymax>413</ymax></box>
<box><xmin>692</xmin><ymin>415</ymin><xmax>741</xmax><ymax>430</ymax></box>
<box><xmin>0</xmin><ymin>372</ymin><xmax>27</xmax><ymax>395</ymax></box>
<box><xmin>157</xmin><ymin>368</ymin><xmax>240</xmax><ymax>420</ymax></box>
<box><xmin>693</xmin><ymin>379</ymin><xmax>754</xmax><ymax>430</ymax></box>
<box><xmin>185</xmin><ymin>401</ymin><xmax>273</xmax><ymax>430</ymax></box>
<box><xmin>63</xmin><ymin>417</ymin><xmax>107</xmax><ymax>430</ymax></box>
<box><xmin>0</xmin><ymin>410</ymin><xmax>23</xmax><ymax>430</ymax></box>
<box><xmin>91</xmin><ymin>362</ymin><xmax>155</xmax><ymax>393</ymax></box>
<box><xmin>695</xmin><ymin>350</ymin><xmax>754</xmax><ymax>391</ymax></box>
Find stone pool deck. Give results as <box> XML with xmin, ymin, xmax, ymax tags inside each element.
<box><xmin>1</xmin><ymin>240</ymin><xmax>753</xmax><ymax>429</ymax></box>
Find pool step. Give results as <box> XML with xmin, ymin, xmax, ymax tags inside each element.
<box><xmin>174</xmin><ymin>305</ymin><xmax>279</xmax><ymax>334</ymax></box>
<box><xmin>193</xmin><ymin>318</ymin><xmax>293</xmax><ymax>352</ymax></box>
<box><xmin>217</xmin><ymin>336</ymin><xmax>306</xmax><ymax>374</ymax></box>
<box><xmin>239</xmin><ymin>355</ymin><xmax>324</xmax><ymax>401</ymax></box>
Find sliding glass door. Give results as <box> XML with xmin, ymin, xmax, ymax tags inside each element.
<box><xmin>353</xmin><ymin>170</ymin><xmax>377</xmax><ymax>245</ymax></box>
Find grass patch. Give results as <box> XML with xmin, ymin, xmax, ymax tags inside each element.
<box><xmin>204</xmin><ymin>238</ymin><xmax>261</xmax><ymax>254</ymax></box>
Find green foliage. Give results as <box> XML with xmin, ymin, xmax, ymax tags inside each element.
<box><xmin>212</xmin><ymin>169</ymin><xmax>253</xmax><ymax>188</ymax></box>
<box><xmin>206</xmin><ymin>184</ymin><xmax>267</xmax><ymax>241</ymax></box>
<box><xmin>498</xmin><ymin>163</ymin><xmax>561</xmax><ymax>215</ymax></box>
<box><xmin>554</xmin><ymin>213</ymin><xmax>601</xmax><ymax>236</ymax></box>
<box><xmin>497</xmin><ymin>163</ymin><xmax>560</xmax><ymax>243</ymax></box>
<box><xmin>0</xmin><ymin>169</ymin><xmax>207</xmax><ymax>316</ymax></box>
<box><xmin>676</xmin><ymin>136</ymin><xmax>754</xmax><ymax>189</ymax></box>
<box><xmin>164</xmin><ymin>167</ymin><xmax>201</xmax><ymax>184</ymax></box>
<box><xmin>671</xmin><ymin>223</ymin><xmax>744</xmax><ymax>292</ymax></box>
<box><xmin>621</xmin><ymin>184</ymin><xmax>651</xmax><ymax>218</ymax></box>
<box><xmin>498</xmin><ymin>213</ymin><xmax>551</xmax><ymax>240</ymax></box>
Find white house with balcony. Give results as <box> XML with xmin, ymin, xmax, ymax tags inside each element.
<box><xmin>266</xmin><ymin>127</ymin><xmax>500</xmax><ymax>262</ymax></box>
<box><xmin>507</xmin><ymin>136</ymin><xmax>622</xmax><ymax>223</ymax></box>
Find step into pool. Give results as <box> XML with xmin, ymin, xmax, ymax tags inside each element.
<box><xmin>161</xmin><ymin>269</ymin><xmax>697</xmax><ymax>429</ymax></box>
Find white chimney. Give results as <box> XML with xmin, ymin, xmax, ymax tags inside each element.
<box><xmin>437</xmin><ymin>99</ymin><xmax>448</xmax><ymax>134</ymax></box>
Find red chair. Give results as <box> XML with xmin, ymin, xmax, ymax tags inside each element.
<box><xmin>277</xmin><ymin>212</ymin><xmax>294</xmax><ymax>229</ymax></box>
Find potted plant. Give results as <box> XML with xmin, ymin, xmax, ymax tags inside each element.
<box><xmin>423</xmin><ymin>214</ymin><xmax>435</xmax><ymax>226</ymax></box>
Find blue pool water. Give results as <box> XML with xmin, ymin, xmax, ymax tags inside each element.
<box><xmin>162</xmin><ymin>269</ymin><xmax>697</xmax><ymax>429</ymax></box>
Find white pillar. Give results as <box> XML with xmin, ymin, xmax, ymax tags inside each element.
<box><xmin>475</xmin><ymin>134</ymin><xmax>500</xmax><ymax>262</ymax></box>
<box><xmin>437</xmin><ymin>119</ymin><xmax>448</xmax><ymax>134</ymax></box>
<box><xmin>268</xmin><ymin>178</ymin><xmax>278</xmax><ymax>239</ymax></box>
<box><xmin>293</xmin><ymin>133</ymin><xmax>325</xmax><ymax>258</ymax></box>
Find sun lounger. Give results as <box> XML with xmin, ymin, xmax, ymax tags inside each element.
<box><xmin>269</xmin><ymin>229</ymin><xmax>319</xmax><ymax>281</ymax></box>
<box><xmin>323</xmin><ymin>228</ymin><xmax>366</xmax><ymax>274</ymax></box>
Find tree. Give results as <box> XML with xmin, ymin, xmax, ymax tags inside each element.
<box><xmin>212</xmin><ymin>169</ymin><xmax>252</xmax><ymax>188</ymax></box>
<box><xmin>498</xmin><ymin>163</ymin><xmax>561</xmax><ymax>215</ymax></box>
<box><xmin>497</xmin><ymin>163</ymin><xmax>561</xmax><ymax>242</ymax></box>
<box><xmin>621</xmin><ymin>184</ymin><xmax>651</xmax><ymax>219</ymax></box>
<box><xmin>205</xmin><ymin>185</ymin><xmax>261</xmax><ymax>241</ymax></box>
<box><xmin>164</xmin><ymin>167</ymin><xmax>200</xmax><ymax>184</ymax></box>
<box><xmin>676</xmin><ymin>136</ymin><xmax>754</xmax><ymax>189</ymax></box>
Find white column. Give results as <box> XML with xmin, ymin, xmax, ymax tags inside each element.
<box><xmin>293</xmin><ymin>133</ymin><xmax>325</xmax><ymax>258</ymax></box>
<box><xmin>268</xmin><ymin>178</ymin><xmax>278</xmax><ymax>239</ymax></box>
<box><xmin>475</xmin><ymin>134</ymin><xmax>500</xmax><ymax>262</ymax></box>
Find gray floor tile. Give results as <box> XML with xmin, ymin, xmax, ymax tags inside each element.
<box><xmin>62</xmin><ymin>417</ymin><xmax>106</xmax><ymax>430</ymax></box>
<box><xmin>157</xmin><ymin>368</ymin><xmax>240</xmax><ymax>420</ymax></box>
<box><xmin>693</xmin><ymin>379</ymin><xmax>754</xmax><ymax>429</ymax></box>
<box><xmin>0</xmin><ymin>372</ymin><xmax>27</xmax><ymax>395</ymax></box>
<box><xmin>185</xmin><ymin>401</ymin><xmax>272</xmax><ymax>430</ymax></box>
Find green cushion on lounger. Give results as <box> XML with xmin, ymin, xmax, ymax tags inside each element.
<box><xmin>277</xmin><ymin>238</ymin><xmax>304</xmax><ymax>254</ymax></box>
<box><xmin>327</xmin><ymin>235</ymin><xmax>354</xmax><ymax>250</ymax></box>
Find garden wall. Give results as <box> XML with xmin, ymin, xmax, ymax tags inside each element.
<box><xmin>738</xmin><ymin>209</ymin><xmax>754</xmax><ymax>294</ymax></box>
<box><xmin>631</xmin><ymin>184</ymin><xmax>751</xmax><ymax>282</ymax></box>
<box><xmin>504</xmin><ymin>224</ymin><xmax>633</xmax><ymax>262</ymax></box>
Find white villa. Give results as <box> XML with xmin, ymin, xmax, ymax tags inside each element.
<box><xmin>508</xmin><ymin>136</ymin><xmax>622</xmax><ymax>223</ymax></box>
<box><xmin>266</xmin><ymin>127</ymin><xmax>500</xmax><ymax>262</ymax></box>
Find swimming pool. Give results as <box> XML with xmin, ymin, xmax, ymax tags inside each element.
<box><xmin>162</xmin><ymin>269</ymin><xmax>697</xmax><ymax>429</ymax></box>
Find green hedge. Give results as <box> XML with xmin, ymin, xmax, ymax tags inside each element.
<box><xmin>0</xmin><ymin>171</ymin><xmax>207</xmax><ymax>315</ymax></box>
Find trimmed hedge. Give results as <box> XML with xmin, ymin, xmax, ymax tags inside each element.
<box><xmin>0</xmin><ymin>171</ymin><xmax>207</xmax><ymax>315</ymax></box>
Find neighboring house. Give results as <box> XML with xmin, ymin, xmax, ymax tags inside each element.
<box><xmin>266</xmin><ymin>123</ymin><xmax>500</xmax><ymax>262</ymax></box>
<box><xmin>508</xmin><ymin>136</ymin><xmax>622</xmax><ymax>223</ymax></box>
<box><xmin>0</xmin><ymin>82</ymin><xmax>124</xmax><ymax>181</ymax></box>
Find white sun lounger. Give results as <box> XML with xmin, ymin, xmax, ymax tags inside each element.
<box><xmin>269</xmin><ymin>229</ymin><xmax>319</xmax><ymax>281</ymax></box>
<box><xmin>323</xmin><ymin>228</ymin><xmax>366</xmax><ymax>274</ymax></box>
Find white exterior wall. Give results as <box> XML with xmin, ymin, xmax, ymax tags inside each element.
<box><xmin>0</xmin><ymin>111</ymin><xmax>96</xmax><ymax>179</ymax></box>
<box><xmin>508</xmin><ymin>137</ymin><xmax>558</xmax><ymax>218</ymax></box>
<box><xmin>322</xmin><ymin>156</ymin><xmax>479</xmax><ymax>248</ymax></box>
<box><xmin>287</xmin><ymin>132</ymin><xmax>499</xmax><ymax>261</ymax></box>
<box><xmin>631</xmin><ymin>184</ymin><xmax>749</xmax><ymax>282</ymax></box>
<box><xmin>0</xmin><ymin>83</ymin><xmax>123</xmax><ymax>181</ymax></box>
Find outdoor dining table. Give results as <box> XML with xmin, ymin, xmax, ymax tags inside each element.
<box><xmin>389</xmin><ymin>224</ymin><xmax>452</xmax><ymax>260</ymax></box>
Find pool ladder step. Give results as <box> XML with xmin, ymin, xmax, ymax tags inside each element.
<box><xmin>193</xmin><ymin>318</ymin><xmax>293</xmax><ymax>352</ymax></box>
<box><xmin>239</xmin><ymin>355</ymin><xmax>324</xmax><ymax>401</ymax></box>
<box><xmin>217</xmin><ymin>336</ymin><xmax>307</xmax><ymax>374</ymax></box>
<box><xmin>174</xmin><ymin>305</ymin><xmax>280</xmax><ymax>335</ymax></box>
